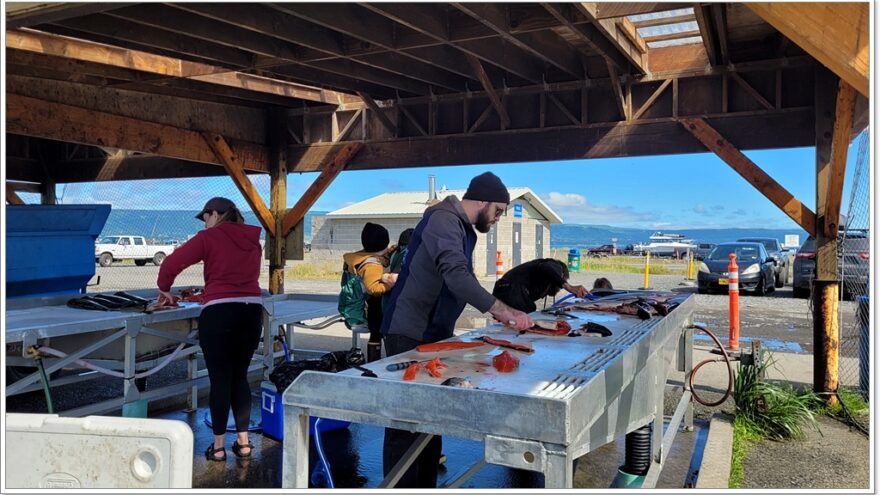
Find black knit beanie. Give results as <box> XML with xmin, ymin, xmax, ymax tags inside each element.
<box><xmin>462</xmin><ymin>172</ymin><xmax>510</xmax><ymax>204</ymax></box>
<box><xmin>361</xmin><ymin>222</ymin><xmax>390</xmax><ymax>252</ymax></box>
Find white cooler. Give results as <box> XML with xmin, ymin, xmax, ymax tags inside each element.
<box><xmin>5</xmin><ymin>413</ymin><xmax>193</xmax><ymax>488</ymax></box>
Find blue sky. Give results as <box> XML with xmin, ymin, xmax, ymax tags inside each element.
<box><xmin>57</xmin><ymin>136</ymin><xmax>867</xmax><ymax>230</ymax></box>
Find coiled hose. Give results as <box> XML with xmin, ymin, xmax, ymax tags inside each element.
<box><xmin>311</xmin><ymin>418</ymin><xmax>335</xmax><ymax>488</ymax></box>
<box><xmin>688</xmin><ymin>323</ymin><xmax>735</xmax><ymax>407</ymax></box>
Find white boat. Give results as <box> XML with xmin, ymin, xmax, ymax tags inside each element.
<box><xmin>632</xmin><ymin>232</ymin><xmax>697</xmax><ymax>257</ymax></box>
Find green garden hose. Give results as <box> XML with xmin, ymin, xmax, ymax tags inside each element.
<box><xmin>36</xmin><ymin>357</ymin><xmax>55</xmax><ymax>414</ymax></box>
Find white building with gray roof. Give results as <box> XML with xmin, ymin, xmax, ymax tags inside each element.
<box><xmin>310</xmin><ymin>176</ymin><xmax>563</xmax><ymax>277</ymax></box>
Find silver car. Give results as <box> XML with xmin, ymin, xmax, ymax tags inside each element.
<box><xmin>792</xmin><ymin>231</ymin><xmax>869</xmax><ymax>298</ymax></box>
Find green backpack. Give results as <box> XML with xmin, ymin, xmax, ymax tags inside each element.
<box><xmin>338</xmin><ymin>258</ymin><xmax>381</xmax><ymax>330</ymax></box>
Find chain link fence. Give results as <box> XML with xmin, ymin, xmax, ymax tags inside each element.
<box><xmin>55</xmin><ymin>175</ymin><xmax>274</xmax><ymax>292</ymax></box>
<box><xmin>837</xmin><ymin>130</ymin><xmax>870</xmax><ymax>429</ymax></box>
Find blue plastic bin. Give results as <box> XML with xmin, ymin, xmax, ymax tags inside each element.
<box><xmin>261</xmin><ymin>382</ymin><xmax>350</xmax><ymax>441</ymax></box>
<box><xmin>6</xmin><ymin>204</ymin><xmax>111</xmax><ymax>298</ymax></box>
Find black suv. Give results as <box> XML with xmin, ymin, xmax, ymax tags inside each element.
<box><xmin>737</xmin><ymin>237</ymin><xmax>788</xmax><ymax>288</ymax></box>
<box><xmin>792</xmin><ymin>231</ymin><xmax>869</xmax><ymax>298</ymax></box>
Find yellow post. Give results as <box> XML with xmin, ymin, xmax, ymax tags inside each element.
<box><xmin>687</xmin><ymin>251</ymin><xmax>695</xmax><ymax>280</ymax></box>
<box><xmin>643</xmin><ymin>251</ymin><xmax>651</xmax><ymax>289</ymax></box>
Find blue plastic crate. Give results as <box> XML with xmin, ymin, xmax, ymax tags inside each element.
<box><xmin>261</xmin><ymin>382</ymin><xmax>350</xmax><ymax>441</ymax></box>
<box><xmin>6</xmin><ymin>205</ymin><xmax>111</xmax><ymax>298</ymax></box>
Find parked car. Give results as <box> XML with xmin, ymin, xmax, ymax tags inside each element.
<box><xmin>693</xmin><ymin>243</ymin><xmax>716</xmax><ymax>260</ymax></box>
<box><xmin>95</xmin><ymin>235</ymin><xmax>176</xmax><ymax>267</ymax></box>
<box><xmin>792</xmin><ymin>231</ymin><xmax>869</xmax><ymax>299</ymax></box>
<box><xmin>737</xmin><ymin>237</ymin><xmax>788</xmax><ymax>288</ymax></box>
<box><xmin>587</xmin><ymin>244</ymin><xmax>616</xmax><ymax>256</ymax></box>
<box><xmin>698</xmin><ymin>242</ymin><xmax>776</xmax><ymax>295</ymax></box>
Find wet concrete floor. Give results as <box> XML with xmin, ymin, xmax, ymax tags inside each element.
<box><xmin>166</xmin><ymin>395</ymin><xmax>708</xmax><ymax>489</ymax></box>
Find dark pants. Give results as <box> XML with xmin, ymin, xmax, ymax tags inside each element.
<box><xmin>198</xmin><ymin>302</ymin><xmax>263</xmax><ymax>435</ymax></box>
<box><xmin>492</xmin><ymin>281</ymin><xmax>537</xmax><ymax>313</ymax></box>
<box><xmin>382</xmin><ymin>333</ymin><xmax>443</xmax><ymax>488</ymax></box>
<box><xmin>366</xmin><ymin>295</ymin><xmax>384</xmax><ymax>344</ymax></box>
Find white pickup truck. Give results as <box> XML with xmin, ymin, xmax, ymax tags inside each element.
<box><xmin>95</xmin><ymin>235</ymin><xmax>177</xmax><ymax>267</ymax></box>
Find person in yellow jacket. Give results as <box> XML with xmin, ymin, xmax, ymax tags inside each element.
<box><xmin>342</xmin><ymin>222</ymin><xmax>397</xmax><ymax>361</ymax></box>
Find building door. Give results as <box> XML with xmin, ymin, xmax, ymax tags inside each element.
<box><xmin>512</xmin><ymin>222</ymin><xmax>522</xmax><ymax>267</ymax></box>
<box><xmin>486</xmin><ymin>224</ymin><xmax>497</xmax><ymax>275</ymax></box>
<box><xmin>535</xmin><ymin>224</ymin><xmax>544</xmax><ymax>259</ymax></box>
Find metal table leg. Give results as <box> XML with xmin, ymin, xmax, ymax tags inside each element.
<box><xmin>543</xmin><ymin>447</ymin><xmax>573</xmax><ymax>488</ymax></box>
<box><xmin>281</xmin><ymin>408</ymin><xmax>310</xmax><ymax>488</ymax></box>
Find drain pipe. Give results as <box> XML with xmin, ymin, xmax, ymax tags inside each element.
<box><xmin>610</xmin><ymin>424</ymin><xmax>651</xmax><ymax>488</ymax></box>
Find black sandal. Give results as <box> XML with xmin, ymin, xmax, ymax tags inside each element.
<box><xmin>232</xmin><ymin>440</ymin><xmax>254</xmax><ymax>458</ymax></box>
<box><xmin>205</xmin><ymin>444</ymin><xmax>226</xmax><ymax>462</ymax></box>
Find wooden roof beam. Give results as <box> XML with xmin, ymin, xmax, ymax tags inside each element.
<box><xmin>452</xmin><ymin>3</ymin><xmax>584</xmax><ymax>78</ymax></box>
<box><xmin>632</xmin><ymin>13</ymin><xmax>696</xmax><ymax>29</ymax></box>
<box><xmin>6</xmin><ymin>29</ymin><xmax>359</xmax><ymax>105</ymax></box>
<box><xmin>710</xmin><ymin>4</ymin><xmax>730</xmax><ymax>65</ymax></box>
<box><xmin>364</xmin><ymin>2</ymin><xmax>546</xmax><ymax>84</ymax></box>
<box><xmin>6</xmin><ymin>185</ymin><xmax>26</xmax><ymax>205</ymax></box>
<box><xmin>7</xmin><ymin>94</ymin><xmax>270</xmax><ymax>173</ymax></box>
<box><xmin>170</xmin><ymin>3</ymin><xmax>468</xmax><ymax>93</ymax></box>
<box><xmin>541</xmin><ymin>3</ymin><xmax>632</xmax><ymax>75</ymax></box>
<box><xmin>747</xmin><ymin>3</ymin><xmax>868</xmax><ymax>97</ymax></box>
<box><xmin>680</xmin><ymin>117</ymin><xmax>816</xmax><ymax>235</ymax></box>
<box><xmin>6</xmin><ymin>3</ymin><xmax>134</xmax><ymax>29</ymax></box>
<box><xmin>692</xmin><ymin>4</ymin><xmax>719</xmax><ymax>66</ymax></box>
<box><xmin>642</xmin><ymin>30</ymin><xmax>702</xmax><ymax>44</ymax></box>
<box><xmin>616</xmin><ymin>17</ymin><xmax>649</xmax><ymax>54</ymax></box>
<box><xmin>357</xmin><ymin>92</ymin><xmax>398</xmax><ymax>137</ymax></box>
<box><xmin>465</xmin><ymin>55</ymin><xmax>511</xmax><ymax>129</ymax></box>
<box><xmin>576</xmin><ymin>3</ymin><xmax>648</xmax><ymax>74</ymax></box>
<box><xmin>589</xmin><ymin>3</ymin><xmax>691</xmax><ymax>19</ymax></box>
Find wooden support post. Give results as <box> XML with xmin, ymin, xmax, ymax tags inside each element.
<box><xmin>813</xmin><ymin>68</ymin><xmax>841</xmax><ymax>405</ymax></box>
<box><xmin>268</xmin><ymin>109</ymin><xmax>289</xmax><ymax>295</ymax></box>
<box><xmin>825</xmin><ymin>80</ymin><xmax>857</xmax><ymax>238</ymax></box>
<box><xmin>6</xmin><ymin>184</ymin><xmax>25</xmax><ymax>205</ymax></box>
<box><xmin>40</xmin><ymin>180</ymin><xmax>57</xmax><ymax>205</ymax></box>
<box><xmin>679</xmin><ymin>118</ymin><xmax>816</xmax><ymax>235</ymax></box>
<box><xmin>358</xmin><ymin>92</ymin><xmax>398</xmax><ymax>137</ymax></box>
<box><xmin>202</xmin><ymin>133</ymin><xmax>276</xmax><ymax>237</ymax></box>
<box><xmin>282</xmin><ymin>143</ymin><xmax>362</xmax><ymax>236</ymax></box>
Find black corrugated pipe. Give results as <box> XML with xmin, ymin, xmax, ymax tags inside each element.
<box><xmin>622</xmin><ymin>424</ymin><xmax>652</xmax><ymax>476</ymax></box>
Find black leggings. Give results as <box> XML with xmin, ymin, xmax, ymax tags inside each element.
<box><xmin>366</xmin><ymin>295</ymin><xmax>384</xmax><ymax>344</ymax></box>
<box><xmin>198</xmin><ymin>302</ymin><xmax>263</xmax><ymax>435</ymax></box>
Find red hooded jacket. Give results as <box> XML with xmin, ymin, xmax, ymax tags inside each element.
<box><xmin>157</xmin><ymin>222</ymin><xmax>262</xmax><ymax>303</ymax></box>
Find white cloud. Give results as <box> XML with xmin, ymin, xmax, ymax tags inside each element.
<box><xmin>543</xmin><ymin>192</ymin><xmax>656</xmax><ymax>225</ymax></box>
<box><xmin>545</xmin><ymin>192</ymin><xmax>586</xmax><ymax>207</ymax></box>
<box><xmin>693</xmin><ymin>204</ymin><xmax>707</xmax><ymax>215</ymax></box>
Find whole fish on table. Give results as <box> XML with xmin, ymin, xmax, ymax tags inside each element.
<box><xmin>519</xmin><ymin>319</ymin><xmax>571</xmax><ymax>336</ymax></box>
<box><xmin>476</xmin><ymin>336</ymin><xmax>534</xmax><ymax>353</ymax></box>
<box><xmin>415</xmin><ymin>341</ymin><xmax>484</xmax><ymax>352</ymax></box>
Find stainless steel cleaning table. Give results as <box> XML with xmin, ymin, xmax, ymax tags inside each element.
<box><xmin>282</xmin><ymin>291</ymin><xmax>695</xmax><ymax>488</ymax></box>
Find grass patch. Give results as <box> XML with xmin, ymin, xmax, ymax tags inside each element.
<box><xmin>729</xmin><ymin>349</ymin><xmax>821</xmax><ymax>487</ymax></box>
<box><xmin>283</xmin><ymin>261</ymin><xmax>341</xmax><ymax>281</ymax></box>
<box><xmin>549</xmin><ymin>250</ymin><xmax>690</xmax><ymax>276</ymax></box>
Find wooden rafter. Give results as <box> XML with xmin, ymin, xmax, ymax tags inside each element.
<box><xmin>6</xmin><ymin>30</ymin><xmax>358</xmax><ymax>105</ymax></box>
<box><xmin>541</xmin><ymin>3</ymin><xmax>631</xmax><ymax>74</ymax></box>
<box><xmin>333</xmin><ymin>109</ymin><xmax>364</xmax><ymax>143</ymax></box>
<box><xmin>546</xmin><ymin>92</ymin><xmax>580</xmax><ymax>125</ymax></box>
<box><xmin>452</xmin><ymin>3</ymin><xmax>583</xmax><ymax>78</ymax></box>
<box><xmin>6</xmin><ymin>3</ymin><xmax>134</xmax><ymax>29</ymax></box>
<box><xmin>642</xmin><ymin>30</ymin><xmax>702</xmax><ymax>44</ymax></box>
<box><xmin>824</xmin><ymin>80</ymin><xmax>857</xmax><ymax>237</ymax></box>
<box><xmin>282</xmin><ymin>143</ymin><xmax>363</xmax><ymax>236</ymax></box>
<box><xmin>632</xmin><ymin>79</ymin><xmax>672</xmax><ymax>120</ymax></box>
<box><xmin>616</xmin><ymin>17</ymin><xmax>648</xmax><ymax>54</ymax></box>
<box><xmin>398</xmin><ymin>102</ymin><xmax>428</xmax><ymax>137</ymax></box>
<box><xmin>357</xmin><ymin>92</ymin><xmax>398</xmax><ymax>137</ymax></box>
<box><xmin>747</xmin><ymin>3</ymin><xmax>869</xmax><ymax>97</ymax></box>
<box><xmin>692</xmin><ymin>4</ymin><xmax>718</xmax><ymax>66</ymax></box>
<box><xmin>465</xmin><ymin>55</ymin><xmax>511</xmax><ymax>128</ymax></box>
<box><xmin>711</xmin><ymin>4</ymin><xmax>730</xmax><ymax>65</ymax></box>
<box><xmin>202</xmin><ymin>133</ymin><xmax>276</xmax><ymax>236</ymax></box>
<box><xmin>6</xmin><ymin>185</ymin><xmax>26</xmax><ymax>205</ymax></box>
<box><xmin>576</xmin><ymin>3</ymin><xmax>648</xmax><ymax>74</ymax></box>
<box><xmin>632</xmin><ymin>13</ymin><xmax>695</xmax><ymax>29</ymax></box>
<box><xmin>6</xmin><ymin>94</ymin><xmax>270</xmax><ymax>172</ymax></box>
<box><xmin>680</xmin><ymin>118</ymin><xmax>816</xmax><ymax>235</ymax></box>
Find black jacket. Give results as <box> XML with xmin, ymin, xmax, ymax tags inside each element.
<box><xmin>492</xmin><ymin>258</ymin><xmax>567</xmax><ymax>312</ymax></box>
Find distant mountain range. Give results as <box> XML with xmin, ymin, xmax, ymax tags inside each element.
<box><xmin>549</xmin><ymin>224</ymin><xmax>809</xmax><ymax>249</ymax></box>
<box><xmin>99</xmin><ymin>210</ymin><xmax>807</xmax><ymax>250</ymax></box>
<box><xmin>99</xmin><ymin>209</ymin><xmax>327</xmax><ymax>242</ymax></box>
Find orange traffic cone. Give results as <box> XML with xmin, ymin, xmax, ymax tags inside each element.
<box><xmin>495</xmin><ymin>250</ymin><xmax>505</xmax><ymax>280</ymax></box>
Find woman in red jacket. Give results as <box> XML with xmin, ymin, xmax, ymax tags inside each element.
<box><xmin>156</xmin><ymin>197</ymin><xmax>263</xmax><ymax>462</ymax></box>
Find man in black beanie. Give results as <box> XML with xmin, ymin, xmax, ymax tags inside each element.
<box><xmin>380</xmin><ymin>171</ymin><xmax>532</xmax><ymax>488</ymax></box>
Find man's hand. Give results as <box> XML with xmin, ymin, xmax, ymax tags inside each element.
<box><xmin>381</xmin><ymin>243</ymin><xmax>398</xmax><ymax>257</ymax></box>
<box><xmin>157</xmin><ymin>290</ymin><xmax>179</xmax><ymax>306</ymax></box>
<box><xmin>488</xmin><ymin>300</ymin><xmax>534</xmax><ymax>330</ymax></box>
<box><xmin>564</xmin><ymin>283</ymin><xmax>589</xmax><ymax>298</ymax></box>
